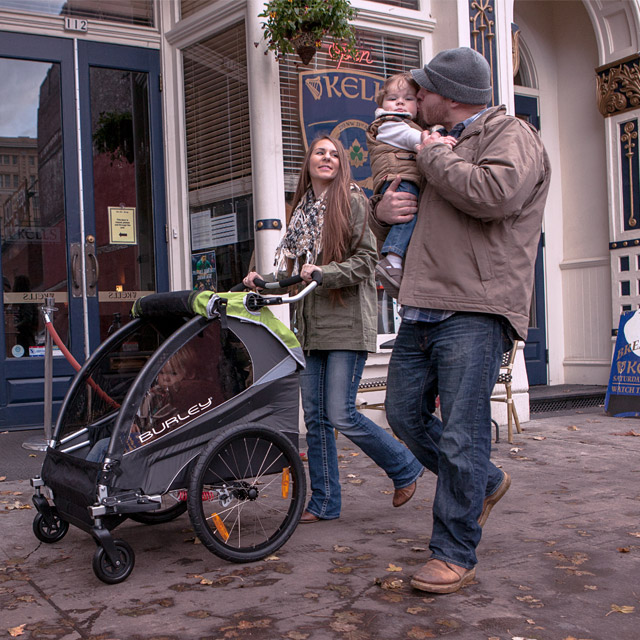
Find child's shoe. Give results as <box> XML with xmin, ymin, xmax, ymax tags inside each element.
<box><xmin>375</xmin><ymin>256</ymin><xmax>403</xmax><ymax>298</ymax></box>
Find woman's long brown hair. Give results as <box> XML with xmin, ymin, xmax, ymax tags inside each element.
<box><xmin>291</xmin><ymin>135</ymin><xmax>353</xmax><ymax>267</ymax></box>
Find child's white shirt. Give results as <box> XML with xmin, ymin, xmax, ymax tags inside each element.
<box><xmin>374</xmin><ymin>108</ymin><xmax>422</xmax><ymax>152</ymax></box>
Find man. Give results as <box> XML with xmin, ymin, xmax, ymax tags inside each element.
<box><xmin>369</xmin><ymin>47</ymin><xmax>551</xmax><ymax>594</ymax></box>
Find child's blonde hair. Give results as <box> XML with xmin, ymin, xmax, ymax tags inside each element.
<box><xmin>375</xmin><ymin>72</ymin><xmax>420</xmax><ymax>107</ymax></box>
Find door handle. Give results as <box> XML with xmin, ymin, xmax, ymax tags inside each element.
<box><xmin>70</xmin><ymin>243</ymin><xmax>82</xmax><ymax>298</ymax></box>
<box><xmin>85</xmin><ymin>236</ymin><xmax>98</xmax><ymax>297</ymax></box>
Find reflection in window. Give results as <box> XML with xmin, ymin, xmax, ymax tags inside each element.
<box><xmin>130</xmin><ymin>322</ymin><xmax>253</xmax><ymax>449</ymax></box>
<box><xmin>1</xmin><ymin>58</ymin><xmax>69</xmax><ymax>358</ymax></box>
<box><xmin>183</xmin><ymin>22</ymin><xmax>254</xmax><ymax>291</ymax></box>
<box><xmin>367</xmin><ymin>0</ymin><xmax>419</xmax><ymax>8</ymax></box>
<box><xmin>0</xmin><ymin>0</ymin><xmax>154</xmax><ymax>27</ymax></box>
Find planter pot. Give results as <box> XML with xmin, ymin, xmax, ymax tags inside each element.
<box><xmin>290</xmin><ymin>32</ymin><xmax>318</xmax><ymax>65</ymax></box>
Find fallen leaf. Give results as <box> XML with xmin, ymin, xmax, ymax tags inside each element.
<box><xmin>606</xmin><ymin>604</ymin><xmax>635</xmax><ymax>616</ymax></box>
<box><xmin>350</xmin><ymin>452</ymin><xmax>359</xmax><ymax>456</ymax></box>
<box><xmin>386</xmin><ymin>563</ymin><xmax>403</xmax><ymax>572</ymax></box>
<box><xmin>617</xmin><ymin>547</ymin><xmax>631</xmax><ymax>553</ymax></box>
<box><xmin>407</xmin><ymin>629</ymin><xmax>436</xmax><ymax>639</ymax></box>
<box><xmin>15</xmin><ymin>595</ymin><xmax>36</xmax><ymax>603</ymax></box>
<box><xmin>532</xmin><ymin>436</ymin><xmax>546</xmax><ymax>441</ymax></box>
<box><xmin>510</xmin><ymin>447</ymin><xmax>522</xmax><ymax>453</ymax></box>
<box><xmin>346</xmin><ymin>474</ymin><xmax>358</xmax><ymax>478</ymax></box>
<box><xmin>613</xmin><ymin>430</ymin><xmax>640</xmax><ymax>436</ymax></box>
<box><xmin>200</xmin><ymin>578</ymin><xmax>213</xmax><ymax>585</ymax></box>
<box><xmin>263</xmin><ymin>554</ymin><xmax>279</xmax><ymax>562</ymax></box>
<box><xmin>0</xmin><ymin>476</ymin><xmax>6</xmax><ymax>482</ymax></box>
<box><xmin>406</xmin><ymin>606</ymin><xmax>426</xmax><ymax>615</ymax></box>
<box><xmin>333</xmin><ymin>545</ymin><xmax>351</xmax><ymax>553</ymax></box>
<box><xmin>584</xmin><ymin>585</ymin><xmax>598</xmax><ymax>590</ymax></box>
<box><xmin>29</xmin><ymin>454</ymin><xmax>36</xmax><ymax>458</ymax></box>
<box><xmin>629</xmin><ymin>532</ymin><xmax>640</xmax><ymax>538</ymax></box>
<box><xmin>8</xmin><ymin>625</ymin><xmax>26</xmax><ymax>637</ymax></box>
<box><xmin>567</xmin><ymin>425</ymin><xmax>580</xmax><ymax>431</ymax></box>
<box><xmin>375</xmin><ymin>576</ymin><xmax>403</xmax><ymax>590</ymax></box>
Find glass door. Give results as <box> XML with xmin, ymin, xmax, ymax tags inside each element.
<box><xmin>0</xmin><ymin>33</ymin><xmax>166</xmax><ymax>429</ymax></box>
<box><xmin>78</xmin><ymin>41</ymin><xmax>167</xmax><ymax>351</ymax></box>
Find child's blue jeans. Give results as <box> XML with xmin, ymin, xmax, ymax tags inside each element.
<box><xmin>380</xmin><ymin>180</ymin><xmax>420</xmax><ymax>259</ymax></box>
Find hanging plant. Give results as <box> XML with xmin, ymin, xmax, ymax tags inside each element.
<box><xmin>258</xmin><ymin>0</ymin><xmax>358</xmax><ymax>65</ymax></box>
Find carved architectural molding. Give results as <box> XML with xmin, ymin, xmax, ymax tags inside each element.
<box><xmin>469</xmin><ymin>0</ymin><xmax>499</xmax><ymax>106</ymax></box>
<box><xmin>597</xmin><ymin>55</ymin><xmax>640</xmax><ymax>117</ymax></box>
<box><xmin>512</xmin><ymin>23</ymin><xmax>520</xmax><ymax>78</ymax></box>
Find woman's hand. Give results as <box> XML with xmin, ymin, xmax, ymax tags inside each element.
<box><xmin>243</xmin><ymin>271</ymin><xmax>261</xmax><ymax>290</ymax></box>
<box><xmin>300</xmin><ymin>264</ymin><xmax>322</xmax><ymax>283</ymax></box>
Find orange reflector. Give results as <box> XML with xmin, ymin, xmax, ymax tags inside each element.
<box><xmin>281</xmin><ymin>467</ymin><xmax>290</xmax><ymax>499</ymax></box>
<box><xmin>211</xmin><ymin>513</ymin><xmax>229</xmax><ymax>541</ymax></box>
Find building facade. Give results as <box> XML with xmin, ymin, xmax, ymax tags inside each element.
<box><xmin>0</xmin><ymin>0</ymin><xmax>634</xmax><ymax>428</ymax></box>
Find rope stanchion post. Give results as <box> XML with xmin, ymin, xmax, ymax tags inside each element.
<box><xmin>42</xmin><ymin>296</ymin><xmax>56</xmax><ymax>443</ymax></box>
<box><xmin>22</xmin><ymin>296</ymin><xmax>58</xmax><ymax>452</ymax></box>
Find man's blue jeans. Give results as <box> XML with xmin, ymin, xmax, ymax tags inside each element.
<box><xmin>385</xmin><ymin>313</ymin><xmax>509</xmax><ymax>568</ymax></box>
<box><xmin>300</xmin><ymin>350</ymin><xmax>424</xmax><ymax>520</ymax></box>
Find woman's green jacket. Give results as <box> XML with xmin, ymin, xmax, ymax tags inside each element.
<box><xmin>295</xmin><ymin>189</ymin><xmax>378</xmax><ymax>353</ymax></box>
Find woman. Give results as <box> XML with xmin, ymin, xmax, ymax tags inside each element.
<box><xmin>244</xmin><ymin>136</ymin><xmax>423</xmax><ymax>522</ymax></box>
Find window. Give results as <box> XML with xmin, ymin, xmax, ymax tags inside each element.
<box><xmin>180</xmin><ymin>0</ymin><xmax>211</xmax><ymax>20</ymax></box>
<box><xmin>279</xmin><ymin>28</ymin><xmax>421</xmax><ymax>184</ymax></box>
<box><xmin>367</xmin><ymin>0</ymin><xmax>420</xmax><ymax>8</ymax></box>
<box><xmin>0</xmin><ymin>0</ymin><xmax>154</xmax><ymax>27</ymax></box>
<box><xmin>183</xmin><ymin>22</ymin><xmax>254</xmax><ymax>291</ymax></box>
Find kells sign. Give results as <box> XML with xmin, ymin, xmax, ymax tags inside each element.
<box><xmin>605</xmin><ymin>310</ymin><xmax>640</xmax><ymax>416</ymax></box>
<box><xmin>299</xmin><ymin>69</ymin><xmax>383</xmax><ymax>196</ymax></box>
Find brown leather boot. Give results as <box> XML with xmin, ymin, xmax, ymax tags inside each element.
<box><xmin>411</xmin><ymin>558</ymin><xmax>476</xmax><ymax>594</ymax></box>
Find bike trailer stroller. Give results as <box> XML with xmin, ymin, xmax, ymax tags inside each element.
<box><xmin>30</xmin><ymin>276</ymin><xmax>318</xmax><ymax>583</ymax></box>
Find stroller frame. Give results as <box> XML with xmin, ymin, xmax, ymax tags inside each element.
<box><xmin>30</xmin><ymin>277</ymin><xmax>318</xmax><ymax>583</ymax></box>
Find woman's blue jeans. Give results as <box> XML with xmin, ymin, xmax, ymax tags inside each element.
<box><xmin>385</xmin><ymin>313</ymin><xmax>509</xmax><ymax>568</ymax></box>
<box><xmin>300</xmin><ymin>350</ymin><xmax>424</xmax><ymax>520</ymax></box>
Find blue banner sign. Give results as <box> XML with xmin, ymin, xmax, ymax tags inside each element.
<box><xmin>299</xmin><ymin>69</ymin><xmax>384</xmax><ymax>196</ymax></box>
<box><xmin>605</xmin><ymin>310</ymin><xmax>640</xmax><ymax>416</ymax></box>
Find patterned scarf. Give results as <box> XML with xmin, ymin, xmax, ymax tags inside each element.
<box><xmin>274</xmin><ymin>188</ymin><xmax>326</xmax><ymax>274</ymax></box>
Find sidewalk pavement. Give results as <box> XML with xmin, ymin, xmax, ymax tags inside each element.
<box><xmin>1</xmin><ymin>408</ymin><xmax>639</xmax><ymax>640</ymax></box>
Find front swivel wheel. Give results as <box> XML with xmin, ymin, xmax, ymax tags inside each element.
<box><xmin>33</xmin><ymin>511</ymin><xmax>69</xmax><ymax>543</ymax></box>
<box><xmin>92</xmin><ymin>539</ymin><xmax>135</xmax><ymax>584</ymax></box>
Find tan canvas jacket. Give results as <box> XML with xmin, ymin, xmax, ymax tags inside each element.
<box><xmin>369</xmin><ymin>106</ymin><xmax>551</xmax><ymax>340</ymax></box>
<box><xmin>366</xmin><ymin>114</ymin><xmax>424</xmax><ymax>194</ymax></box>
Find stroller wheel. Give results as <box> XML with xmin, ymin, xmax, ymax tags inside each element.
<box><xmin>188</xmin><ymin>423</ymin><xmax>306</xmax><ymax>563</ymax></box>
<box><xmin>92</xmin><ymin>539</ymin><xmax>135</xmax><ymax>584</ymax></box>
<box><xmin>33</xmin><ymin>511</ymin><xmax>69</xmax><ymax>543</ymax></box>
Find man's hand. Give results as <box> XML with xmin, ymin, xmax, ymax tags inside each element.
<box><xmin>375</xmin><ymin>176</ymin><xmax>418</xmax><ymax>225</ymax></box>
<box><xmin>416</xmin><ymin>130</ymin><xmax>457</xmax><ymax>153</ymax></box>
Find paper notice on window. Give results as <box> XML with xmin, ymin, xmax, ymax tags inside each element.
<box><xmin>190</xmin><ymin>210</ymin><xmax>213</xmax><ymax>250</ymax></box>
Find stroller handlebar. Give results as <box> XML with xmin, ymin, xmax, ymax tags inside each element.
<box><xmin>229</xmin><ymin>271</ymin><xmax>322</xmax><ymax>310</ymax></box>
<box><xmin>229</xmin><ymin>271</ymin><xmax>322</xmax><ymax>292</ymax></box>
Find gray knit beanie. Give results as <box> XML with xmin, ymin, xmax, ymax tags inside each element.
<box><xmin>411</xmin><ymin>47</ymin><xmax>492</xmax><ymax>105</ymax></box>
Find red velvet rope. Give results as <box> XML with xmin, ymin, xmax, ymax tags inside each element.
<box><xmin>44</xmin><ymin>321</ymin><xmax>120</xmax><ymax>410</ymax></box>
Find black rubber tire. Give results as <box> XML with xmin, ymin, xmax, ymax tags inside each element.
<box><xmin>187</xmin><ymin>423</ymin><xmax>306</xmax><ymax>563</ymax></box>
<box><xmin>92</xmin><ymin>539</ymin><xmax>135</xmax><ymax>584</ymax></box>
<box><xmin>128</xmin><ymin>499</ymin><xmax>187</xmax><ymax>525</ymax></box>
<box><xmin>33</xmin><ymin>511</ymin><xmax>69</xmax><ymax>543</ymax></box>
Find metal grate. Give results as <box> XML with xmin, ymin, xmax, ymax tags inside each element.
<box><xmin>530</xmin><ymin>394</ymin><xmax>605</xmax><ymax>414</ymax></box>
